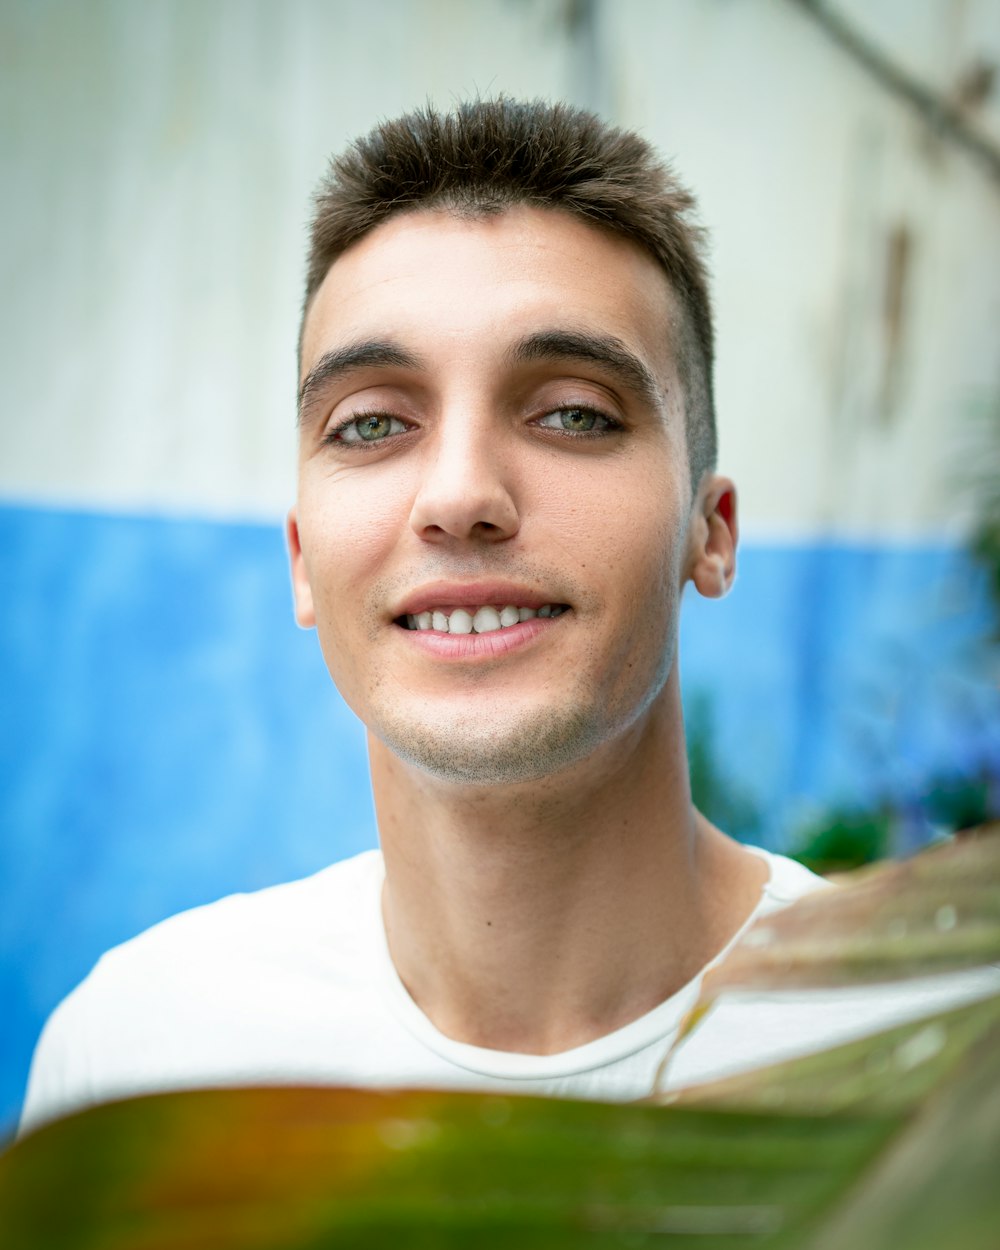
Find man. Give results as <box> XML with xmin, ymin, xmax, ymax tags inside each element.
<box><xmin>23</xmin><ymin>100</ymin><xmax>988</xmax><ymax>1134</ymax></box>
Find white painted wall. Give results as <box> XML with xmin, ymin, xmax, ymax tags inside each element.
<box><xmin>2</xmin><ymin>0</ymin><xmax>998</xmax><ymax>537</ymax></box>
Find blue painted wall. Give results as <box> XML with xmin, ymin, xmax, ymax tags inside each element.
<box><xmin>681</xmin><ymin>542</ymin><xmax>998</xmax><ymax>842</ymax></box>
<box><xmin>3</xmin><ymin>503</ymin><xmax>997</xmax><ymax>1133</ymax></box>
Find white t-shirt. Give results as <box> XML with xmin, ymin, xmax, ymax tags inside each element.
<box><xmin>19</xmin><ymin>847</ymin><xmax>1000</xmax><ymax>1135</ymax></box>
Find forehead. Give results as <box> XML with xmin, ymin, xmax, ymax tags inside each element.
<box><xmin>300</xmin><ymin>205</ymin><xmax>680</xmax><ymax>384</ymax></box>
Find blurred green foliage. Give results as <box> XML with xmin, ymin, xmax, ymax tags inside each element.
<box><xmin>792</xmin><ymin>808</ymin><xmax>893</xmax><ymax>875</ymax></box>
<box><xmin>790</xmin><ymin>766</ymin><xmax>998</xmax><ymax>875</ymax></box>
<box><xmin>967</xmin><ymin>396</ymin><xmax>1000</xmax><ymax>631</ymax></box>
<box><xmin>923</xmin><ymin>771</ymin><xmax>994</xmax><ymax>832</ymax></box>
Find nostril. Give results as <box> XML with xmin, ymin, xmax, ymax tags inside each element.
<box><xmin>409</xmin><ymin>489</ymin><xmax>519</xmax><ymax>542</ymax></box>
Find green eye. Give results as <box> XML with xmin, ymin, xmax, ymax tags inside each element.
<box><xmin>538</xmin><ymin>407</ymin><xmax>617</xmax><ymax>434</ymax></box>
<box><xmin>357</xmin><ymin>414</ymin><xmax>395</xmax><ymax>441</ymax></box>
<box><xmin>557</xmin><ymin>408</ymin><xmax>598</xmax><ymax>432</ymax></box>
<box><xmin>326</xmin><ymin>413</ymin><xmax>409</xmax><ymax>446</ymax></box>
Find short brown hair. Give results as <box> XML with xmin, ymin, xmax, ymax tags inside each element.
<box><xmin>303</xmin><ymin>98</ymin><xmax>716</xmax><ymax>485</ymax></box>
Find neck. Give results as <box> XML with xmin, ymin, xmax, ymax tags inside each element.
<box><xmin>371</xmin><ymin>672</ymin><xmax>767</xmax><ymax>1055</ymax></box>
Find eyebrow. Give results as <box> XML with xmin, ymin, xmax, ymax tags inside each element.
<box><xmin>297</xmin><ymin>328</ymin><xmax>664</xmax><ymax>424</ymax></box>
<box><xmin>297</xmin><ymin>340</ymin><xmax>425</xmax><ymax>423</ymax></box>
<box><xmin>507</xmin><ymin>329</ymin><xmax>663</xmax><ymax>409</ymax></box>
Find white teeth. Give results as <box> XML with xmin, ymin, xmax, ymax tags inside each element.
<box><xmin>472</xmin><ymin>606</ymin><xmax>502</xmax><ymax>634</ymax></box>
<box><xmin>405</xmin><ymin>604</ymin><xmax>565</xmax><ymax>632</ymax></box>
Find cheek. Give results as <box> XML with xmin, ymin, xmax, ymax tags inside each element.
<box><xmin>582</xmin><ymin>456</ymin><xmax>686</xmax><ymax>593</ymax></box>
<box><xmin>303</xmin><ymin>469</ymin><xmax>429</xmax><ymax>725</ymax></box>
<box><xmin>297</xmin><ymin>473</ymin><xmax>409</xmax><ymax>636</ymax></box>
<box><xmin>298</xmin><ymin>498</ymin><xmax>397</xmax><ymax>718</ymax></box>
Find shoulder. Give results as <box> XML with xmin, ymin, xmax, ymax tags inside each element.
<box><xmin>98</xmin><ymin>847</ymin><xmax>383</xmax><ymax>973</ymax></box>
<box><xmin>19</xmin><ymin>849</ymin><xmax>384</xmax><ymax>1135</ymax></box>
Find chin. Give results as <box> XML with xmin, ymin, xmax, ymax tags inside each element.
<box><xmin>371</xmin><ymin>699</ymin><xmax>606</xmax><ymax>787</ymax></box>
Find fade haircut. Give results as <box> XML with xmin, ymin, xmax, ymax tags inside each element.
<box><xmin>302</xmin><ymin>98</ymin><xmax>717</xmax><ymax>487</ymax></box>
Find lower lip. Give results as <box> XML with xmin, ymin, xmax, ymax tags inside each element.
<box><xmin>395</xmin><ymin>614</ymin><xmax>564</xmax><ymax>660</ymax></box>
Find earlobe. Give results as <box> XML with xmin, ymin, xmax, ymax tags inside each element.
<box><xmin>688</xmin><ymin>476</ymin><xmax>738</xmax><ymax>601</ymax></box>
<box><xmin>285</xmin><ymin>508</ymin><xmax>317</xmax><ymax>629</ymax></box>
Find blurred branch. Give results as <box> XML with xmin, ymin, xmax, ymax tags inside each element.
<box><xmin>789</xmin><ymin>0</ymin><xmax>1000</xmax><ymax>187</ymax></box>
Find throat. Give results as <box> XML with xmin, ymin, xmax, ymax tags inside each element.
<box><xmin>378</xmin><ymin>825</ymin><xmax>732</xmax><ymax>1057</ymax></box>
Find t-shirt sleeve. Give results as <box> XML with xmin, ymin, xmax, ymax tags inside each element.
<box><xmin>18</xmin><ymin>974</ymin><xmax>100</xmax><ymax>1138</ymax></box>
<box><xmin>756</xmin><ymin>849</ymin><xmax>832</xmax><ymax>908</ymax></box>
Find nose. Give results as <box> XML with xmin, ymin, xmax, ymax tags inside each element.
<box><xmin>408</xmin><ymin>415</ymin><xmax>520</xmax><ymax>544</ymax></box>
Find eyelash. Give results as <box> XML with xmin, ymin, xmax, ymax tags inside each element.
<box><xmin>321</xmin><ymin>409</ymin><xmax>410</xmax><ymax>448</ymax></box>
<box><xmin>321</xmin><ymin>404</ymin><xmax>623</xmax><ymax>448</ymax></box>
<box><xmin>536</xmin><ymin>406</ymin><xmax>623</xmax><ymax>437</ymax></box>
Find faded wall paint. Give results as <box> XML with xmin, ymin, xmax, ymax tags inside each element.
<box><xmin>2</xmin><ymin>0</ymin><xmax>998</xmax><ymax>535</ymax></box>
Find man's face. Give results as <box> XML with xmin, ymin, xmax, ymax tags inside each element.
<box><xmin>290</xmin><ymin>205</ymin><xmax>713</xmax><ymax>784</ymax></box>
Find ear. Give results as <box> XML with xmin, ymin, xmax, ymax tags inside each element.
<box><xmin>685</xmin><ymin>475</ymin><xmax>738</xmax><ymax>600</ymax></box>
<box><xmin>286</xmin><ymin>507</ymin><xmax>316</xmax><ymax>628</ymax></box>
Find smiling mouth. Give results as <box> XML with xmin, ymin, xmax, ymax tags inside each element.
<box><xmin>395</xmin><ymin>604</ymin><xmax>570</xmax><ymax>635</ymax></box>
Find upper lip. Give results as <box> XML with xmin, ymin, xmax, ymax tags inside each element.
<box><xmin>393</xmin><ymin>581</ymin><xmax>567</xmax><ymax>618</ymax></box>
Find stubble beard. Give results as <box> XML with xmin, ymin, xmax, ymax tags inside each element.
<box><xmin>372</xmin><ymin>694</ymin><xmax>603</xmax><ymax>786</ymax></box>
<box><xmin>339</xmin><ymin>566</ymin><xmax>682</xmax><ymax>788</ymax></box>
<box><xmin>366</xmin><ymin>641</ymin><xmax>675</xmax><ymax>788</ymax></box>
